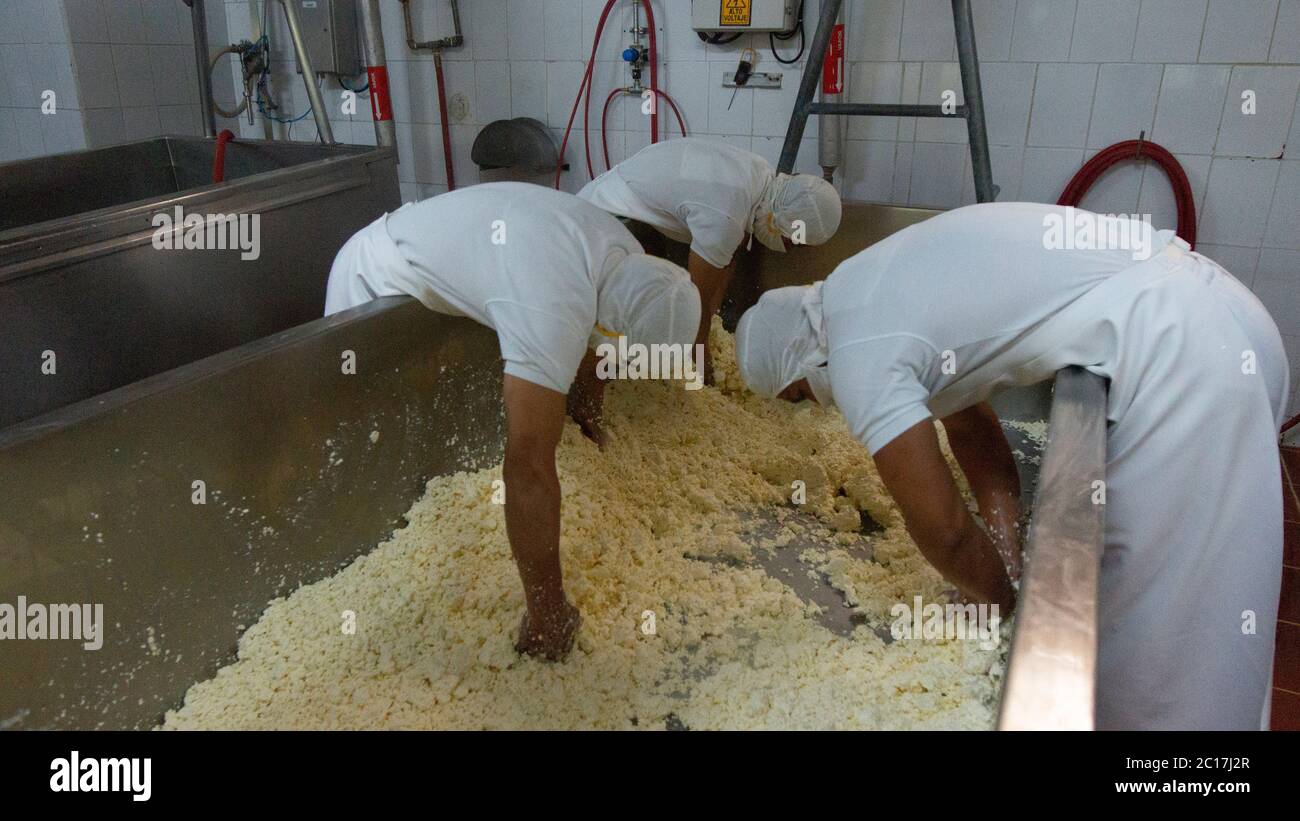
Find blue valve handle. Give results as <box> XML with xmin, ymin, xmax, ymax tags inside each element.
<box><xmin>622</xmin><ymin>46</ymin><xmax>641</xmax><ymax>63</ymax></box>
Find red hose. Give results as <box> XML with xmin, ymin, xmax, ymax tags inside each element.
<box><xmin>555</xmin><ymin>0</ymin><xmax>617</xmax><ymax>188</ymax></box>
<box><xmin>584</xmin><ymin>1</ymin><xmax>654</xmax><ymax>179</ymax></box>
<box><xmin>601</xmin><ymin>87</ymin><xmax>686</xmax><ymax>173</ymax></box>
<box><xmin>642</xmin><ymin>0</ymin><xmax>659</xmax><ymax>142</ymax></box>
<box><xmin>212</xmin><ymin>129</ymin><xmax>235</xmax><ymax>184</ymax></box>
<box><xmin>567</xmin><ymin>0</ymin><xmax>662</xmax><ymax>184</ymax></box>
<box><xmin>434</xmin><ymin>53</ymin><xmax>456</xmax><ymax>191</ymax></box>
<box><xmin>652</xmin><ymin>88</ymin><xmax>686</xmax><ymax>140</ymax></box>
<box><xmin>600</xmin><ymin>89</ymin><xmax>623</xmax><ymax>171</ymax></box>
<box><xmin>1057</xmin><ymin>139</ymin><xmax>1196</xmax><ymax>249</ymax></box>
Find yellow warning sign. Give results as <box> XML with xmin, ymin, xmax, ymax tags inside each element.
<box><xmin>720</xmin><ymin>0</ymin><xmax>752</xmax><ymax>27</ymax></box>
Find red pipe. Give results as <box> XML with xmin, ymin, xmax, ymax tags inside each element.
<box><xmin>1057</xmin><ymin>139</ymin><xmax>1196</xmax><ymax>249</ymax></box>
<box><xmin>434</xmin><ymin>53</ymin><xmax>456</xmax><ymax>191</ymax></box>
<box><xmin>556</xmin><ymin>0</ymin><xmax>617</xmax><ymax>188</ymax></box>
<box><xmin>212</xmin><ymin>129</ymin><xmax>235</xmax><ymax>184</ymax></box>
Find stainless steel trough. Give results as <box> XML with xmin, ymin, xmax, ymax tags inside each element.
<box><xmin>0</xmin><ymin>135</ymin><xmax>400</xmax><ymax>430</ymax></box>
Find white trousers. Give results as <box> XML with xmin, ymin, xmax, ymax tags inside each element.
<box><xmin>1095</xmin><ymin>248</ymin><xmax>1289</xmax><ymax>729</ymax></box>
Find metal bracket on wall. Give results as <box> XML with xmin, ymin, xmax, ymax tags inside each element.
<box><xmin>722</xmin><ymin>72</ymin><xmax>782</xmax><ymax>89</ymax></box>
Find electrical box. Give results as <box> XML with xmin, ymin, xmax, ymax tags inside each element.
<box><xmin>292</xmin><ymin>0</ymin><xmax>361</xmax><ymax>77</ymax></box>
<box><xmin>691</xmin><ymin>0</ymin><xmax>798</xmax><ymax>33</ymax></box>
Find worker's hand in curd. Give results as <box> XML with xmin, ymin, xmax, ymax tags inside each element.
<box><xmin>502</xmin><ymin>375</ymin><xmax>577</xmax><ymax>659</ymax></box>
<box><xmin>515</xmin><ymin>600</ymin><xmax>581</xmax><ymax>661</ymax></box>
<box><xmin>686</xmin><ymin>251</ymin><xmax>736</xmax><ymax>387</ymax></box>
<box><xmin>940</xmin><ymin>403</ymin><xmax>1023</xmax><ymax>582</ymax></box>
<box><xmin>569</xmin><ymin>349</ymin><xmax>608</xmax><ymax>449</ymax></box>
<box><xmin>874</xmin><ymin>417</ymin><xmax>1017</xmax><ymax>612</ymax></box>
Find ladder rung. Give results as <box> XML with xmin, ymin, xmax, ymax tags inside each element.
<box><xmin>806</xmin><ymin>102</ymin><xmax>969</xmax><ymax>119</ymax></box>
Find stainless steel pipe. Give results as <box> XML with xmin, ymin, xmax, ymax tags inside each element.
<box><xmin>277</xmin><ymin>0</ymin><xmax>336</xmax><ymax>144</ymax></box>
<box><xmin>185</xmin><ymin>0</ymin><xmax>218</xmax><ymax>138</ymax></box>
<box><xmin>359</xmin><ymin>0</ymin><xmax>396</xmax><ymax>149</ymax></box>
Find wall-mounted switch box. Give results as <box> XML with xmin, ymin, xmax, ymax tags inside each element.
<box><xmin>691</xmin><ymin>0</ymin><xmax>798</xmax><ymax>33</ymax></box>
<box><xmin>292</xmin><ymin>0</ymin><xmax>362</xmax><ymax>77</ymax></box>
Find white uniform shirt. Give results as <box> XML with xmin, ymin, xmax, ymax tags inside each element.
<box><xmin>578</xmin><ymin>138</ymin><xmax>772</xmax><ymax>268</ymax></box>
<box><xmin>823</xmin><ymin>202</ymin><xmax>1182</xmax><ymax>455</ymax></box>
<box><xmin>324</xmin><ymin>182</ymin><xmax>642</xmax><ymax>394</ymax></box>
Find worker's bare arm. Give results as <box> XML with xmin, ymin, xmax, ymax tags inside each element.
<box><xmin>940</xmin><ymin>402</ymin><xmax>1023</xmax><ymax>579</ymax></box>
<box><xmin>502</xmin><ymin>375</ymin><xmax>580</xmax><ymax>660</ymax></box>
<box><xmin>873</xmin><ymin>419</ymin><xmax>1016</xmax><ymax>611</ymax></box>
<box><xmin>687</xmin><ymin>250</ymin><xmax>736</xmax><ymax>380</ymax></box>
<box><xmin>567</xmin><ymin>348</ymin><xmax>608</xmax><ymax>448</ymax></box>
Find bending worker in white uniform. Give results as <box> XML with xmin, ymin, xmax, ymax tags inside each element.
<box><xmin>325</xmin><ymin>182</ymin><xmax>701</xmax><ymax>660</ymax></box>
<box><xmin>736</xmin><ymin>202</ymin><xmax>1289</xmax><ymax>730</ymax></box>
<box><xmin>579</xmin><ymin>138</ymin><xmax>842</xmax><ymax>374</ymax></box>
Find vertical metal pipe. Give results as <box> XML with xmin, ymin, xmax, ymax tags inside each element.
<box><xmin>817</xmin><ymin>1</ymin><xmax>845</xmax><ymax>181</ymax></box>
<box><xmin>187</xmin><ymin>0</ymin><xmax>218</xmax><ymax>138</ymax></box>
<box><xmin>778</xmin><ymin>0</ymin><xmax>841</xmax><ymax>174</ymax></box>
<box><xmin>399</xmin><ymin>0</ymin><xmax>464</xmax><ymax>188</ymax></box>
<box><xmin>447</xmin><ymin>0</ymin><xmax>463</xmax><ymax>40</ymax></box>
<box><xmin>359</xmin><ymin>0</ymin><xmax>397</xmax><ymax>149</ymax></box>
<box><xmin>952</xmin><ymin>0</ymin><xmax>995</xmax><ymax>202</ymax></box>
<box><xmin>277</xmin><ymin>0</ymin><xmax>336</xmax><ymax>144</ymax></box>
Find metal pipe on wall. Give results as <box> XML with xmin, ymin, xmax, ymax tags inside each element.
<box><xmin>817</xmin><ymin>2</ymin><xmax>845</xmax><ymax>182</ymax></box>
<box><xmin>185</xmin><ymin>0</ymin><xmax>218</xmax><ymax>138</ymax></box>
<box><xmin>359</xmin><ymin>0</ymin><xmax>397</xmax><ymax>149</ymax></box>
<box><xmin>399</xmin><ymin>0</ymin><xmax>464</xmax><ymax>190</ymax></box>
<box><xmin>777</xmin><ymin>0</ymin><xmax>839</xmax><ymax>174</ymax></box>
<box><xmin>277</xmin><ymin>0</ymin><xmax>337</xmax><ymax>144</ymax></box>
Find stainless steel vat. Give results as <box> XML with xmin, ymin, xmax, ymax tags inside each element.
<box><xmin>0</xmin><ymin>299</ymin><xmax>504</xmax><ymax>730</ymax></box>
<box><xmin>0</xmin><ymin>202</ymin><xmax>1098</xmax><ymax>730</ymax></box>
<box><xmin>0</xmin><ymin>136</ymin><xmax>400</xmax><ymax>429</ymax></box>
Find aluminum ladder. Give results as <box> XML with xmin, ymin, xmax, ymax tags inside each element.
<box><xmin>778</xmin><ymin>0</ymin><xmax>997</xmax><ymax>202</ymax></box>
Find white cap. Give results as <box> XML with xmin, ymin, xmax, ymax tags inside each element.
<box><xmin>752</xmin><ymin>173</ymin><xmax>843</xmax><ymax>253</ymax></box>
<box><xmin>599</xmin><ymin>253</ymin><xmax>701</xmax><ymax>349</ymax></box>
<box><xmin>735</xmin><ymin>285</ymin><xmax>829</xmax><ymax>400</ymax></box>
<box><xmin>776</xmin><ymin>173</ymin><xmax>842</xmax><ymax>246</ymax></box>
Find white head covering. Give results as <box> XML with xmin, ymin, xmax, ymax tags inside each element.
<box><xmin>735</xmin><ymin>283</ymin><xmax>833</xmax><ymax>405</ymax></box>
<box><xmin>751</xmin><ymin>173</ymin><xmax>843</xmax><ymax>253</ymax></box>
<box><xmin>598</xmin><ymin>253</ymin><xmax>701</xmax><ymax>349</ymax></box>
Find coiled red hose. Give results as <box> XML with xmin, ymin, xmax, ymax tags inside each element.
<box><xmin>212</xmin><ymin>129</ymin><xmax>235</xmax><ymax>184</ymax></box>
<box><xmin>556</xmin><ymin>0</ymin><xmax>660</xmax><ymax>188</ymax></box>
<box><xmin>1057</xmin><ymin>139</ymin><xmax>1197</xmax><ymax>249</ymax></box>
<box><xmin>600</xmin><ymin>87</ymin><xmax>686</xmax><ymax>171</ymax></box>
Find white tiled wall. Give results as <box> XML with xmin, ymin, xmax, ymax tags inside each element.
<box><xmin>257</xmin><ymin>0</ymin><xmax>1295</xmax><ymax>415</ymax></box>
<box><xmin>5</xmin><ymin>0</ymin><xmax>1300</xmax><ymax>416</ymax></box>
<box><xmin>0</xmin><ymin>0</ymin><xmax>83</xmax><ymax>158</ymax></box>
<box><xmin>0</xmin><ymin>0</ymin><xmax>241</xmax><ymax>156</ymax></box>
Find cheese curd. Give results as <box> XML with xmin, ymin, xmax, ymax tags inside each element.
<box><xmin>163</xmin><ymin>321</ymin><xmax>1006</xmax><ymax>730</ymax></box>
